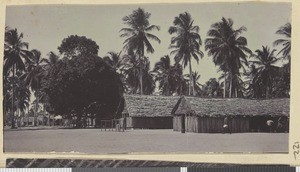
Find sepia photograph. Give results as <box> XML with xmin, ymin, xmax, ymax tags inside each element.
<box><xmin>3</xmin><ymin>2</ymin><xmax>291</xmax><ymax>154</ymax></box>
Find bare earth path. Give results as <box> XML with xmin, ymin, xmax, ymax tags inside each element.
<box><xmin>4</xmin><ymin>129</ymin><xmax>288</xmax><ymax>154</ymax></box>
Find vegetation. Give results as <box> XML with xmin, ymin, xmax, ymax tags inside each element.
<box><xmin>120</xmin><ymin>8</ymin><xmax>161</xmax><ymax>95</ymax></box>
<box><xmin>169</xmin><ymin>12</ymin><xmax>203</xmax><ymax>96</ymax></box>
<box><xmin>205</xmin><ymin>17</ymin><xmax>252</xmax><ymax>98</ymax></box>
<box><xmin>3</xmin><ymin>8</ymin><xmax>291</xmax><ymax>128</ymax></box>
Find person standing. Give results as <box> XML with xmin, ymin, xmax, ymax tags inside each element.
<box><xmin>223</xmin><ymin>116</ymin><xmax>231</xmax><ymax>134</ymax></box>
<box><xmin>266</xmin><ymin>119</ymin><xmax>274</xmax><ymax>133</ymax></box>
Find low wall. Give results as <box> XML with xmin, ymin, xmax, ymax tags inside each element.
<box><xmin>126</xmin><ymin>116</ymin><xmax>173</xmax><ymax>129</ymax></box>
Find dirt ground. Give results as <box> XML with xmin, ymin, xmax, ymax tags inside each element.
<box><xmin>4</xmin><ymin>129</ymin><xmax>288</xmax><ymax>154</ymax></box>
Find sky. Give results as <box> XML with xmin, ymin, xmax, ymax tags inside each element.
<box><xmin>5</xmin><ymin>2</ymin><xmax>291</xmax><ymax>85</ymax></box>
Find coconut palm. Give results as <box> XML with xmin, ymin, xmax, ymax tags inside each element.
<box><xmin>22</xmin><ymin>49</ymin><xmax>46</xmax><ymax>125</ymax></box>
<box><xmin>243</xmin><ymin>64</ymin><xmax>259</xmax><ymax>98</ymax></box>
<box><xmin>273</xmin><ymin>23</ymin><xmax>291</xmax><ymax>63</ymax></box>
<box><xmin>120</xmin><ymin>8</ymin><xmax>161</xmax><ymax>95</ymax></box>
<box><xmin>15</xmin><ymin>81</ymin><xmax>31</xmax><ymax>126</ymax></box>
<box><xmin>122</xmin><ymin>54</ymin><xmax>155</xmax><ymax>95</ymax></box>
<box><xmin>152</xmin><ymin>55</ymin><xmax>185</xmax><ymax>96</ymax></box>
<box><xmin>168</xmin><ymin>12</ymin><xmax>204</xmax><ymax>96</ymax></box>
<box><xmin>250</xmin><ymin>46</ymin><xmax>279</xmax><ymax>98</ymax></box>
<box><xmin>184</xmin><ymin>72</ymin><xmax>202</xmax><ymax>96</ymax></box>
<box><xmin>103</xmin><ymin>51</ymin><xmax>129</xmax><ymax>92</ymax></box>
<box><xmin>4</xmin><ymin>28</ymin><xmax>31</xmax><ymax>128</ymax></box>
<box><xmin>205</xmin><ymin>17</ymin><xmax>251</xmax><ymax>98</ymax></box>
<box><xmin>43</xmin><ymin>51</ymin><xmax>60</xmax><ymax>69</ymax></box>
<box><xmin>103</xmin><ymin>51</ymin><xmax>123</xmax><ymax>72</ymax></box>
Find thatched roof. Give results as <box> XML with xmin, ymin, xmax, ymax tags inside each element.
<box><xmin>171</xmin><ymin>96</ymin><xmax>195</xmax><ymax>115</ymax></box>
<box><xmin>182</xmin><ymin>97</ymin><xmax>289</xmax><ymax>117</ymax></box>
<box><xmin>124</xmin><ymin>94</ymin><xmax>289</xmax><ymax>117</ymax></box>
<box><xmin>124</xmin><ymin>94</ymin><xmax>178</xmax><ymax>117</ymax></box>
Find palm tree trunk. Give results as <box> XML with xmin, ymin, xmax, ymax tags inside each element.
<box><xmin>11</xmin><ymin>65</ymin><xmax>16</xmax><ymax>129</ymax></box>
<box><xmin>266</xmin><ymin>78</ymin><xmax>270</xmax><ymax>99</ymax></box>
<box><xmin>189</xmin><ymin>62</ymin><xmax>194</xmax><ymax>96</ymax></box>
<box><xmin>34</xmin><ymin>89</ymin><xmax>39</xmax><ymax>126</ymax></box>
<box><xmin>223</xmin><ymin>71</ymin><xmax>227</xmax><ymax>98</ymax></box>
<box><xmin>27</xmin><ymin>109</ymin><xmax>29</xmax><ymax>126</ymax></box>
<box><xmin>139</xmin><ymin>55</ymin><xmax>143</xmax><ymax>95</ymax></box>
<box><xmin>17</xmin><ymin>102</ymin><xmax>20</xmax><ymax>127</ymax></box>
<box><xmin>229</xmin><ymin>72</ymin><xmax>232</xmax><ymax>98</ymax></box>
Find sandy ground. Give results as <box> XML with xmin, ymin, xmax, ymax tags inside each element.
<box><xmin>4</xmin><ymin>129</ymin><xmax>288</xmax><ymax>154</ymax></box>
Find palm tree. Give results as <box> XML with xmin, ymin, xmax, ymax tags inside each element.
<box><xmin>152</xmin><ymin>55</ymin><xmax>185</xmax><ymax>96</ymax></box>
<box><xmin>122</xmin><ymin>54</ymin><xmax>155</xmax><ymax>94</ymax></box>
<box><xmin>103</xmin><ymin>51</ymin><xmax>128</xmax><ymax>92</ymax></box>
<box><xmin>250</xmin><ymin>46</ymin><xmax>279</xmax><ymax>98</ymax></box>
<box><xmin>184</xmin><ymin>72</ymin><xmax>202</xmax><ymax>96</ymax></box>
<box><xmin>14</xmin><ymin>71</ymin><xmax>31</xmax><ymax>124</ymax></box>
<box><xmin>120</xmin><ymin>8</ymin><xmax>161</xmax><ymax>95</ymax></box>
<box><xmin>168</xmin><ymin>12</ymin><xmax>204</xmax><ymax>96</ymax></box>
<box><xmin>43</xmin><ymin>51</ymin><xmax>60</xmax><ymax>69</ymax></box>
<box><xmin>4</xmin><ymin>28</ymin><xmax>31</xmax><ymax>128</ymax></box>
<box><xmin>273</xmin><ymin>23</ymin><xmax>291</xmax><ymax>63</ymax></box>
<box><xmin>22</xmin><ymin>49</ymin><xmax>46</xmax><ymax>126</ymax></box>
<box><xmin>205</xmin><ymin>17</ymin><xmax>251</xmax><ymax>98</ymax></box>
<box><xmin>103</xmin><ymin>51</ymin><xmax>123</xmax><ymax>72</ymax></box>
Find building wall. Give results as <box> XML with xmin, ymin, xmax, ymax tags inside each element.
<box><xmin>126</xmin><ymin>117</ymin><xmax>173</xmax><ymax>129</ymax></box>
<box><xmin>173</xmin><ymin>116</ymin><xmax>250</xmax><ymax>133</ymax></box>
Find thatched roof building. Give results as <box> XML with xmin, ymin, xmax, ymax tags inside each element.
<box><xmin>123</xmin><ymin>94</ymin><xmax>179</xmax><ymax>117</ymax></box>
<box><xmin>124</xmin><ymin>94</ymin><xmax>289</xmax><ymax>117</ymax></box>
<box><xmin>122</xmin><ymin>94</ymin><xmax>289</xmax><ymax>131</ymax></box>
<box><xmin>172</xmin><ymin>97</ymin><xmax>289</xmax><ymax>117</ymax></box>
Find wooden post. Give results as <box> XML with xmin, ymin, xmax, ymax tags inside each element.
<box><xmin>181</xmin><ymin>114</ymin><xmax>185</xmax><ymax>133</ymax></box>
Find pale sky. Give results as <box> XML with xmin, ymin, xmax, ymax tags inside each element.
<box><xmin>5</xmin><ymin>2</ymin><xmax>291</xmax><ymax>85</ymax></box>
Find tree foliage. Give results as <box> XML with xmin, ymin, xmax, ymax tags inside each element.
<box><xmin>152</xmin><ymin>55</ymin><xmax>186</xmax><ymax>96</ymax></box>
<box><xmin>58</xmin><ymin>35</ymin><xmax>99</xmax><ymax>58</ymax></box>
<box><xmin>43</xmin><ymin>54</ymin><xmax>124</xmax><ymax>127</ymax></box>
<box><xmin>169</xmin><ymin>12</ymin><xmax>203</xmax><ymax>96</ymax></box>
<box><xmin>205</xmin><ymin>17</ymin><xmax>251</xmax><ymax>98</ymax></box>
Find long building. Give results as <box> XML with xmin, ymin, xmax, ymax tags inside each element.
<box><xmin>121</xmin><ymin>94</ymin><xmax>289</xmax><ymax>133</ymax></box>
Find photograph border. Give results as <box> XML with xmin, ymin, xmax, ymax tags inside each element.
<box><xmin>0</xmin><ymin>0</ymin><xmax>299</xmax><ymax>168</ymax></box>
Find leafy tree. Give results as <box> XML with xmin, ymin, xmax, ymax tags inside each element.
<box><xmin>120</xmin><ymin>8</ymin><xmax>161</xmax><ymax>95</ymax></box>
<box><xmin>202</xmin><ymin>78</ymin><xmax>223</xmax><ymax>98</ymax></box>
<box><xmin>271</xmin><ymin>64</ymin><xmax>290</xmax><ymax>98</ymax></box>
<box><xmin>4</xmin><ymin>28</ymin><xmax>31</xmax><ymax>128</ymax></box>
<box><xmin>169</xmin><ymin>12</ymin><xmax>204</xmax><ymax>96</ymax></box>
<box><xmin>44</xmin><ymin>54</ymin><xmax>124</xmax><ymax>127</ymax></box>
<box><xmin>205</xmin><ymin>17</ymin><xmax>251</xmax><ymax>98</ymax></box>
<box><xmin>152</xmin><ymin>55</ymin><xmax>185</xmax><ymax>96</ymax></box>
<box><xmin>58</xmin><ymin>35</ymin><xmax>99</xmax><ymax>58</ymax></box>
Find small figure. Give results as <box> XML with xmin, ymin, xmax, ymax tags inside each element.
<box><xmin>266</xmin><ymin>119</ymin><xmax>274</xmax><ymax>133</ymax></box>
<box><xmin>223</xmin><ymin>116</ymin><xmax>231</xmax><ymax>134</ymax></box>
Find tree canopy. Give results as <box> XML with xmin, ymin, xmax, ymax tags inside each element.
<box><xmin>43</xmin><ymin>54</ymin><xmax>124</xmax><ymax>126</ymax></box>
<box><xmin>58</xmin><ymin>35</ymin><xmax>99</xmax><ymax>58</ymax></box>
